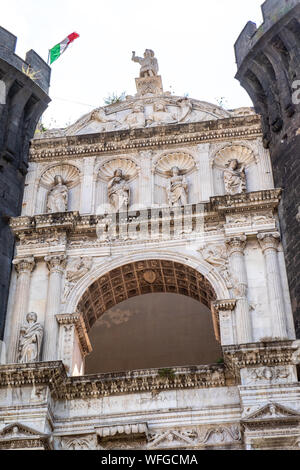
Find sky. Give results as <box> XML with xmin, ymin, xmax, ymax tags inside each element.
<box><xmin>1</xmin><ymin>0</ymin><xmax>264</xmax><ymax>128</ymax></box>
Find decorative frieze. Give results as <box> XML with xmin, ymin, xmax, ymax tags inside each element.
<box><xmin>0</xmin><ymin>362</ymin><xmax>228</xmax><ymax>400</ymax></box>
<box><xmin>29</xmin><ymin>115</ymin><xmax>262</xmax><ymax>163</ymax></box>
<box><xmin>223</xmin><ymin>341</ymin><xmax>298</xmax><ymax>379</ymax></box>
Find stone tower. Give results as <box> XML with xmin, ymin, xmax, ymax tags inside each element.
<box><xmin>235</xmin><ymin>0</ymin><xmax>300</xmax><ymax>336</ymax></box>
<box><xmin>0</xmin><ymin>27</ymin><xmax>51</xmax><ymax>337</ymax></box>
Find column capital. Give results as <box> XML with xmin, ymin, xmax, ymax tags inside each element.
<box><xmin>45</xmin><ymin>254</ymin><xmax>66</xmax><ymax>273</ymax></box>
<box><xmin>12</xmin><ymin>257</ymin><xmax>35</xmax><ymax>275</ymax></box>
<box><xmin>226</xmin><ymin>235</ymin><xmax>247</xmax><ymax>256</ymax></box>
<box><xmin>257</xmin><ymin>232</ymin><xmax>280</xmax><ymax>252</ymax></box>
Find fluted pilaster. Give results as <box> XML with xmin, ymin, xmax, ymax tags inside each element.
<box><xmin>258</xmin><ymin>232</ymin><xmax>288</xmax><ymax>339</ymax></box>
<box><xmin>43</xmin><ymin>254</ymin><xmax>66</xmax><ymax>361</ymax></box>
<box><xmin>226</xmin><ymin>235</ymin><xmax>252</xmax><ymax>344</ymax></box>
<box><xmin>8</xmin><ymin>257</ymin><xmax>35</xmax><ymax>362</ymax></box>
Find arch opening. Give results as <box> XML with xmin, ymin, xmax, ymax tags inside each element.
<box><xmin>77</xmin><ymin>260</ymin><xmax>221</xmax><ymax>373</ymax></box>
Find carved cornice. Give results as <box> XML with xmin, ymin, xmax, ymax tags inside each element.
<box><xmin>29</xmin><ymin>115</ymin><xmax>262</xmax><ymax>162</ymax></box>
<box><xmin>56</xmin><ymin>313</ymin><xmax>92</xmax><ymax>356</ymax></box>
<box><xmin>211</xmin><ymin>189</ymin><xmax>282</xmax><ymax>214</ymax></box>
<box><xmin>96</xmin><ymin>423</ymin><xmax>148</xmax><ymax>442</ymax></box>
<box><xmin>0</xmin><ymin>362</ymin><xmax>67</xmax><ymax>395</ymax></box>
<box><xmin>211</xmin><ymin>299</ymin><xmax>237</xmax><ymax>343</ymax></box>
<box><xmin>9</xmin><ymin>190</ymin><xmax>281</xmax><ymax>244</ymax></box>
<box><xmin>0</xmin><ymin>362</ymin><xmax>228</xmax><ymax>400</ymax></box>
<box><xmin>213</xmin><ymin>299</ymin><xmax>237</xmax><ymax>312</ymax></box>
<box><xmin>223</xmin><ymin>341</ymin><xmax>298</xmax><ymax>379</ymax></box>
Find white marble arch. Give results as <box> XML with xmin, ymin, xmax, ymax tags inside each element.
<box><xmin>35</xmin><ymin>162</ymin><xmax>82</xmax><ymax>214</ymax></box>
<box><xmin>210</xmin><ymin>142</ymin><xmax>266</xmax><ymax>196</ymax></box>
<box><xmin>93</xmin><ymin>155</ymin><xmax>140</xmax><ymax>212</ymax></box>
<box><xmin>63</xmin><ymin>249</ymin><xmax>231</xmax><ymax>316</ymax></box>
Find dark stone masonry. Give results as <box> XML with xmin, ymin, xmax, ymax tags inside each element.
<box><xmin>235</xmin><ymin>0</ymin><xmax>300</xmax><ymax>337</ymax></box>
<box><xmin>0</xmin><ymin>27</ymin><xmax>50</xmax><ymax>338</ymax></box>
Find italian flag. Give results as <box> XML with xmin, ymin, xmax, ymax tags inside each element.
<box><xmin>49</xmin><ymin>32</ymin><xmax>80</xmax><ymax>64</ymax></box>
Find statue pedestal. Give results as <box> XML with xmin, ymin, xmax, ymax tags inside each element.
<box><xmin>135</xmin><ymin>75</ymin><xmax>163</xmax><ymax>96</ymax></box>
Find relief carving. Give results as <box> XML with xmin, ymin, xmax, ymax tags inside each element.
<box><xmin>200</xmin><ymin>244</ymin><xmax>232</xmax><ymax>288</ymax></box>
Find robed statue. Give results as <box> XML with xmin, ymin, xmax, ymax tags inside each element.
<box><xmin>167</xmin><ymin>166</ymin><xmax>188</xmax><ymax>206</ymax></box>
<box><xmin>223</xmin><ymin>159</ymin><xmax>246</xmax><ymax>195</ymax></box>
<box><xmin>47</xmin><ymin>175</ymin><xmax>68</xmax><ymax>213</ymax></box>
<box><xmin>132</xmin><ymin>49</ymin><xmax>159</xmax><ymax>78</ymax></box>
<box><xmin>108</xmin><ymin>168</ymin><xmax>130</xmax><ymax>211</ymax></box>
<box><xmin>18</xmin><ymin>312</ymin><xmax>43</xmax><ymax>363</ymax></box>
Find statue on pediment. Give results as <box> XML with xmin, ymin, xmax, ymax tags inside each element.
<box><xmin>124</xmin><ymin>102</ymin><xmax>146</xmax><ymax>129</ymax></box>
<box><xmin>108</xmin><ymin>168</ymin><xmax>130</xmax><ymax>211</ymax></box>
<box><xmin>47</xmin><ymin>175</ymin><xmax>68</xmax><ymax>213</ymax></box>
<box><xmin>167</xmin><ymin>166</ymin><xmax>188</xmax><ymax>206</ymax></box>
<box><xmin>132</xmin><ymin>49</ymin><xmax>159</xmax><ymax>77</ymax></box>
<box><xmin>223</xmin><ymin>159</ymin><xmax>246</xmax><ymax>195</ymax></box>
<box><xmin>177</xmin><ymin>97</ymin><xmax>193</xmax><ymax>122</ymax></box>
<box><xmin>148</xmin><ymin>100</ymin><xmax>176</xmax><ymax>126</ymax></box>
<box><xmin>18</xmin><ymin>312</ymin><xmax>43</xmax><ymax>363</ymax></box>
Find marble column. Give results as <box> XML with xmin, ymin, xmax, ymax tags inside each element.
<box><xmin>226</xmin><ymin>236</ymin><xmax>252</xmax><ymax>344</ymax></box>
<box><xmin>138</xmin><ymin>151</ymin><xmax>153</xmax><ymax>208</ymax></box>
<box><xmin>197</xmin><ymin>144</ymin><xmax>212</xmax><ymax>201</ymax></box>
<box><xmin>43</xmin><ymin>254</ymin><xmax>66</xmax><ymax>361</ymax></box>
<box><xmin>257</xmin><ymin>232</ymin><xmax>288</xmax><ymax>339</ymax></box>
<box><xmin>80</xmin><ymin>157</ymin><xmax>96</xmax><ymax>214</ymax></box>
<box><xmin>8</xmin><ymin>257</ymin><xmax>35</xmax><ymax>363</ymax></box>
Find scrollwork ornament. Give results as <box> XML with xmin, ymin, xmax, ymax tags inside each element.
<box><xmin>257</xmin><ymin>232</ymin><xmax>280</xmax><ymax>252</ymax></box>
<box><xmin>45</xmin><ymin>254</ymin><xmax>67</xmax><ymax>273</ymax></box>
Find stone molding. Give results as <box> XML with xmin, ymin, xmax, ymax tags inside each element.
<box><xmin>56</xmin><ymin>313</ymin><xmax>92</xmax><ymax>356</ymax></box>
<box><xmin>211</xmin><ymin>299</ymin><xmax>237</xmax><ymax>342</ymax></box>
<box><xmin>10</xmin><ymin>190</ymin><xmax>282</xmax><ymax>243</ymax></box>
<box><xmin>29</xmin><ymin>115</ymin><xmax>262</xmax><ymax>162</ymax></box>
<box><xmin>0</xmin><ymin>362</ymin><xmax>227</xmax><ymax>400</ymax></box>
<box><xmin>0</xmin><ymin>423</ymin><xmax>52</xmax><ymax>450</ymax></box>
<box><xmin>223</xmin><ymin>341</ymin><xmax>298</xmax><ymax>379</ymax></box>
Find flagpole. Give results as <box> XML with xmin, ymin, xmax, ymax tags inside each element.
<box><xmin>47</xmin><ymin>50</ymin><xmax>50</xmax><ymax>66</ymax></box>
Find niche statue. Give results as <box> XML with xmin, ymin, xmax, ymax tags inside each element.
<box><xmin>167</xmin><ymin>166</ymin><xmax>188</xmax><ymax>206</ymax></box>
<box><xmin>18</xmin><ymin>312</ymin><xmax>43</xmax><ymax>363</ymax></box>
<box><xmin>108</xmin><ymin>169</ymin><xmax>130</xmax><ymax>211</ymax></box>
<box><xmin>223</xmin><ymin>159</ymin><xmax>246</xmax><ymax>195</ymax></box>
<box><xmin>47</xmin><ymin>175</ymin><xmax>68</xmax><ymax>213</ymax></box>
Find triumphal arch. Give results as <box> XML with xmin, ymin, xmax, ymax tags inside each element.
<box><xmin>0</xmin><ymin>51</ymin><xmax>300</xmax><ymax>450</ymax></box>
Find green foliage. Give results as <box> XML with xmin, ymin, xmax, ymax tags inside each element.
<box><xmin>104</xmin><ymin>92</ymin><xmax>127</xmax><ymax>105</ymax></box>
<box><xmin>158</xmin><ymin>368</ymin><xmax>175</xmax><ymax>379</ymax></box>
<box><xmin>215</xmin><ymin>96</ymin><xmax>229</xmax><ymax>109</ymax></box>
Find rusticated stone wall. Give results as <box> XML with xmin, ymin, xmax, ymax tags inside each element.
<box><xmin>0</xmin><ymin>26</ymin><xmax>50</xmax><ymax>337</ymax></box>
<box><xmin>235</xmin><ymin>0</ymin><xmax>300</xmax><ymax>336</ymax></box>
